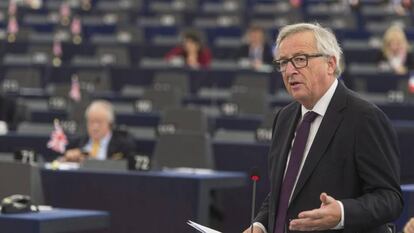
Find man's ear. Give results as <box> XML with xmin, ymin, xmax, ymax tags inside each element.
<box><xmin>327</xmin><ymin>56</ymin><xmax>337</xmax><ymax>76</ymax></box>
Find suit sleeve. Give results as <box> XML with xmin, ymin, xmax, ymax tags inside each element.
<box><xmin>254</xmin><ymin>194</ymin><xmax>270</xmax><ymax>228</ymax></box>
<box><xmin>121</xmin><ymin>134</ymin><xmax>136</xmax><ymax>159</ymax></box>
<box><xmin>110</xmin><ymin>131</ymin><xmax>136</xmax><ymax>160</ymax></box>
<box><xmin>342</xmin><ymin>107</ymin><xmax>403</xmax><ymax>232</ymax></box>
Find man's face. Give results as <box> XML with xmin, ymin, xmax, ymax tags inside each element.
<box><xmin>87</xmin><ymin>109</ymin><xmax>111</xmax><ymax>142</ymax></box>
<box><xmin>277</xmin><ymin>31</ymin><xmax>336</xmax><ymax>109</ymax></box>
<box><xmin>248</xmin><ymin>30</ymin><xmax>264</xmax><ymax>46</ymax></box>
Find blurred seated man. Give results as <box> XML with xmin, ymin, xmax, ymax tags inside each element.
<box><xmin>236</xmin><ymin>25</ymin><xmax>274</xmax><ymax>70</ymax></box>
<box><xmin>164</xmin><ymin>30</ymin><xmax>212</xmax><ymax>69</ymax></box>
<box><xmin>62</xmin><ymin>100</ymin><xmax>136</xmax><ymax>163</ymax></box>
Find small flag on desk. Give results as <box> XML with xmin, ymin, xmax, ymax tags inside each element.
<box><xmin>290</xmin><ymin>0</ymin><xmax>302</xmax><ymax>8</ymax></box>
<box><xmin>59</xmin><ymin>2</ymin><xmax>71</xmax><ymax>25</ymax></box>
<box><xmin>47</xmin><ymin>119</ymin><xmax>68</xmax><ymax>154</ymax></box>
<box><xmin>7</xmin><ymin>16</ymin><xmax>19</xmax><ymax>42</ymax></box>
<box><xmin>69</xmin><ymin>75</ymin><xmax>81</xmax><ymax>102</ymax></box>
<box><xmin>60</xmin><ymin>2</ymin><xmax>71</xmax><ymax>18</ymax></box>
<box><xmin>8</xmin><ymin>0</ymin><xmax>17</xmax><ymax>16</ymax></box>
<box><xmin>409</xmin><ymin>75</ymin><xmax>414</xmax><ymax>94</ymax></box>
<box><xmin>70</xmin><ymin>16</ymin><xmax>82</xmax><ymax>44</ymax></box>
<box><xmin>52</xmin><ymin>39</ymin><xmax>62</xmax><ymax>66</ymax></box>
<box><xmin>53</xmin><ymin>39</ymin><xmax>62</xmax><ymax>57</ymax></box>
<box><xmin>71</xmin><ymin>17</ymin><xmax>81</xmax><ymax>35</ymax></box>
<box><xmin>7</xmin><ymin>17</ymin><xmax>18</xmax><ymax>35</ymax></box>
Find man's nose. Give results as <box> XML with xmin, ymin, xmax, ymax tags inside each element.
<box><xmin>285</xmin><ymin>61</ymin><xmax>298</xmax><ymax>74</ymax></box>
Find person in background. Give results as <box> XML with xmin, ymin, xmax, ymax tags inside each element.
<box><xmin>0</xmin><ymin>94</ymin><xmax>25</xmax><ymax>132</ymax></box>
<box><xmin>62</xmin><ymin>100</ymin><xmax>136</xmax><ymax>162</ymax></box>
<box><xmin>377</xmin><ymin>24</ymin><xmax>414</xmax><ymax>75</ymax></box>
<box><xmin>236</xmin><ymin>25</ymin><xmax>274</xmax><ymax>70</ymax></box>
<box><xmin>392</xmin><ymin>0</ymin><xmax>412</xmax><ymax>16</ymax></box>
<box><xmin>346</xmin><ymin>0</ymin><xmax>360</xmax><ymax>9</ymax></box>
<box><xmin>165</xmin><ymin>30</ymin><xmax>212</xmax><ymax>69</ymax></box>
<box><xmin>243</xmin><ymin>22</ymin><xmax>402</xmax><ymax>233</ymax></box>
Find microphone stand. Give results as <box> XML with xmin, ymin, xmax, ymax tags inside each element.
<box><xmin>250</xmin><ymin>168</ymin><xmax>260</xmax><ymax>233</ymax></box>
<box><xmin>250</xmin><ymin>178</ymin><xmax>257</xmax><ymax>233</ymax></box>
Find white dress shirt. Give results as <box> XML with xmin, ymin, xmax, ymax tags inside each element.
<box><xmin>83</xmin><ymin>133</ymin><xmax>112</xmax><ymax>160</ymax></box>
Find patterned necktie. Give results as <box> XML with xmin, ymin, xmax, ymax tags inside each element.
<box><xmin>274</xmin><ymin>111</ymin><xmax>319</xmax><ymax>233</ymax></box>
<box><xmin>90</xmin><ymin>141</ymin><xmax>100</xmax><ymax>158</ymax></box>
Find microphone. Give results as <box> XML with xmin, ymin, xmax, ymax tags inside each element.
<box><xmin>250</xmin><ymin>167</ymin><xmax>260</xmax><ymax>233</ymax></box>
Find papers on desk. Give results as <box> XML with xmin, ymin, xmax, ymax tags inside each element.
<box><xmin>187</xmin><ymin>220</ymin><xmax>222</xmax><ymax>233</ymax></box>
<box><xmin>37</xmin><ymin>205</ymin><xmax>53</xmax><ymax>211</ymax></box>
<box><xmin>0</xmin><ymin>205</ymin><xmax>53</xmax><ymax>213</ymax></box>
<box><xmin>163</xmin><ymin>167</ymin><xmax>215</xmax><ymax>175</ymax></box>
<box><xmin>44</xmin><ymin>161</ymin><xmax>79</xmax><ymax>170</ymax></box>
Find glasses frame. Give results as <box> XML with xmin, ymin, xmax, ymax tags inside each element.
<box><xmin>273</xmin><ymin>53</ymin><xmax>326</xmax><ymax>72</ymax></box>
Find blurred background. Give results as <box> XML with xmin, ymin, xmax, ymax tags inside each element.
<box><xmin>0</xmin><ymin>0</ymin><xmax>414</xmax><ymax>233</ymax></box>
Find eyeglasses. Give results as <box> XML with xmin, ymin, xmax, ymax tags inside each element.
<box><xmin>273</xmin><ymin>53</ymin><xmax>326</xmax><ymax>72</ymax></box>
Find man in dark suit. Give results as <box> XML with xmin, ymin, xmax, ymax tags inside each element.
<box><xmin>244</xmin><ymin>23</ymin><xmax>403</xmax><ymax>233</ymax></box>
<box><xmin>236</xmin><ymin>25</ymin><xmax>274</xmax><ymax>70</ymax></box>
<box><xmin>63</xmin><ymin>100</ymin><xmax>136</xmax><ymax>162</ymax></box>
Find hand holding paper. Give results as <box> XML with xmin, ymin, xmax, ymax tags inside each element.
<box><xmin>187</xmin><ymin>220</ymin><xmax>222</xmax><ymax>233</ymax></box>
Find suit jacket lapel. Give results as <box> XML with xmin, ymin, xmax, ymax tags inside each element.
<box><xmin>269</xmin><ymin>104</ymin><xmax>301</xmax><ymax>232</ymax></box>
<box><xmin>107</xmin><ymin>136</ymin><xmax>115</xmax><ymax>159</ymax></box>
<box><xmin>275</xmin><ymin>104</ymin><xmax>301</xmax><ymax>182</ymax></box>
<box><xmin>290</xmin><ymin>82</ymin><xmax>347</xmax><ymax>203</ymax></box>
<box><xmin>270</xmin><ymin>106</ymin><xmax>300</xmax><ymax>197</ymax></box>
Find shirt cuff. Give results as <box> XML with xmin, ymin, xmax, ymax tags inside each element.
<box><xmin>332</xmin><ymin>200</ymin><xmax>345</xmax><ymax>229</ymax></box>
<box><xmin>253</xmin><ymin>222</ymin><xmax>268</xmax><ymax>233</ymax></box>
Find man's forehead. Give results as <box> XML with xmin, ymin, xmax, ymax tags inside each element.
<box><xmin>277</xmin><ymin>32</ymin><xmax>316</xmax><ymax>56</ymax></box>
<box><xmin>279</xmin><ymin>31</ymin><xmax>314</xmax><ymax>46</ymax></box>
<box><xmin>88</xmin><ymin>111</ymin><xmax>108</xmax><ymax>120</ymax></box>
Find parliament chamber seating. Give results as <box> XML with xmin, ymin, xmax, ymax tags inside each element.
<box><xmin>1</xmin><ymin>0</ymin><xmax>414</xmax><ymax>232</ymax></box>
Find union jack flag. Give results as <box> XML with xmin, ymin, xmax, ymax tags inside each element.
<box><xmin>47</xmin><ymin>119</ymin><xmax>68</xmax><ymax>154</ymax></box>
<box><xmin>70</xmin><ymin>17</ymin><xmax>81</xmax><ymax>35</ymax></box>
<box><xmin>53</xmin><ymin>39</ymin><xmax>62</xmax><ymax>57</ymax></box>
<box><xmin>60</xmin><ymin>2</ymin><xmax>71</xmax><ymax>19</ymax></box>
<box><xmin>69</xmin><ymin>75</ymin><xmax>81</xmax><ymax>102</ymax></box>
<box><xmin>409</xmin><ymin>75</ymin><xmax>414</xmax><ymax>93</ymax></box>
<box><xmin>7</xmin><ymin>17</ymin><xmax>18</xmax><ymax>34</ymax></box>
<box><xmin>8</xmin><ymin>0</ymin><xmax>17</xmax><ymax>16</ymax></box>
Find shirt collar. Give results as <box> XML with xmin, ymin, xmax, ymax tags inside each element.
<box><xmin>101</xmin><ymin>132</ymin><xmax>112</xmax><ymax>146</ymax></box>
<box><xmin>89</xmin><ymin>132</ymin><xmax>112</xmax><ymax>145</ymax></box>
<box><xmin>301</xmin><ymin>78</ymin><xmax>338</xmax><ymax>118</ymax></box>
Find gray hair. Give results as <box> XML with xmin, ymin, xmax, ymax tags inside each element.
<box><xmin>85</xmin><ymin>100</ymin><xmax>115</xmax><ymax>124</ymax></box>
<box><xmin>275</xmin><ymin>23</ymin><xmax>343</xmax><ymax>77</ymax></box>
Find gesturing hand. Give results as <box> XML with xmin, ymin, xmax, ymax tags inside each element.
<box><xmin>404</xmin><ymin>218</ymin><xmax>414</xmax><ymax>233</ymax></box>
<box><xmin>242</xmin><ymin>226</ymin><xmax>264</xmax><ymax>233</ymax></box>
<box><xmin>289</xmin><ymin>192</ymin><xmax>341</xmax><ymax>231</ymax></box>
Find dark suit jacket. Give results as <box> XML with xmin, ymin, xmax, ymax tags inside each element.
<box><xmin>236</xmin><ymin>43</ymin><xmax>274</xmax><ymax>65</ymax></box>
<box><xmin>66</xmin><ymin>129</ymin><xmax>136</xmax><ymax>160</ymax></box>
<box><xmin>0</xmin><ymin>95</ymin><xmax>24</xmax><ymax>131</ymax></box>
<box><xmin>255</xmin><ymin>82</ymin><xmax>403</xmax><ymax>233</ymax></box>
